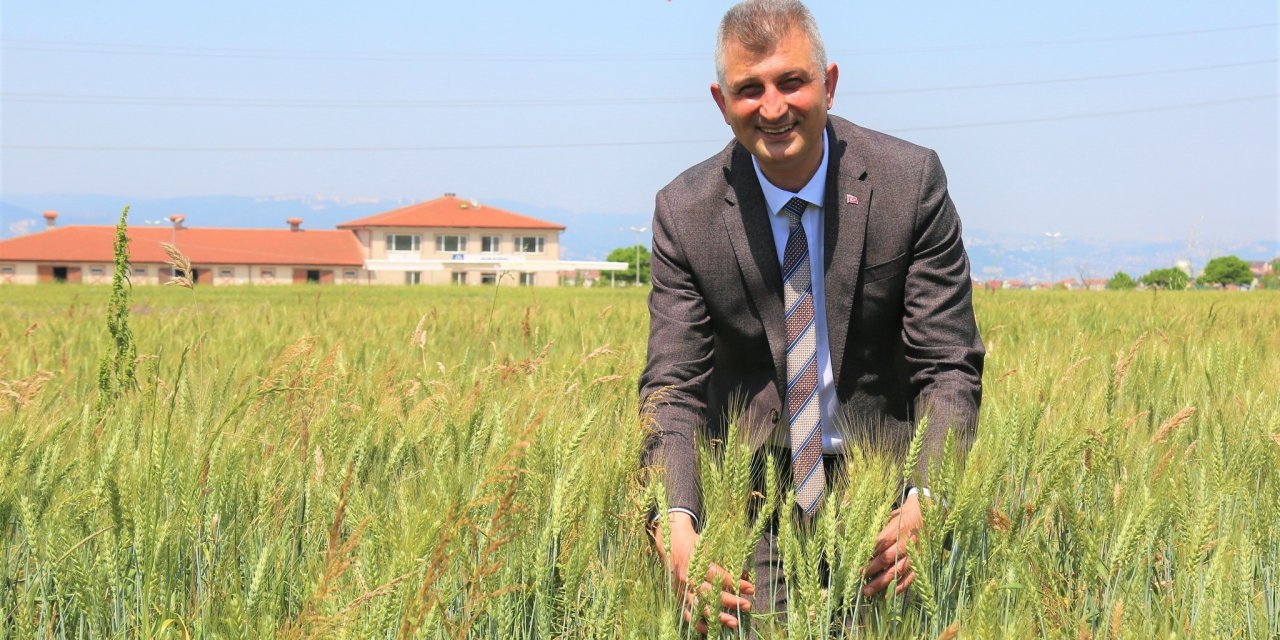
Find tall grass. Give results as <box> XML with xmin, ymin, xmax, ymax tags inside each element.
<box><xmin>0</xmin><ymin>285</ymin><xmax>1276</xmax><ymax>638</ymax></box>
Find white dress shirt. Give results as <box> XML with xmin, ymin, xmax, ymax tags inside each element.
<box><xmin>751</xmin><ymin>130</ymin><xmax>844</xmax><ymax>455</ymax></box>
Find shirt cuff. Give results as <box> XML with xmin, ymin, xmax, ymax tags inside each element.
<box><xmin>906</xmin><ymin>486</ymin><xmax>949</xmax><ymax>509</ymax></box>
<box><xmin>666</xmin><ymin>507</ymin><xmax>700</xmax><ymax>530</ymax></box>
<box><xmin>906</xmin><ymin>487</ymin><xmax>932</xmax><ymax>500</ymax></box>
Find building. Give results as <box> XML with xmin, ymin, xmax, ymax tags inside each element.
<box><xmin>0</xmin><ymin>212</ymin><xmax>366</xmax><ymax>285</ymax></box>
<box><xmin>0</xmin><ymin>195</ymin><xmax>625</xmax><ymax>286</ymax></box>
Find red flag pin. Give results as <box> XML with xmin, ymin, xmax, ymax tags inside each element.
<box><xmin>846</xmin><ymin>194</ymin><xmax>860</xmax><ymax>205</ymax></box>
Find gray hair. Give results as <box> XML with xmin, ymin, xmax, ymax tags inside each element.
<box><xmin>714</xmin><ymin>0</ymin><xmax>828</xmax><ymax>84</ymax></box>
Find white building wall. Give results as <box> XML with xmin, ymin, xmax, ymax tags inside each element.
<box><xmin>1</xmin><ymin>263</ymin><xmax>37</xmax><ymax>285</ymax></box>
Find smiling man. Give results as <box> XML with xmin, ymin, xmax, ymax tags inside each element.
<box><xmin>640</xmin><ymin>0</ymin><xmax>985</xmax><ymax>630</ymax></box>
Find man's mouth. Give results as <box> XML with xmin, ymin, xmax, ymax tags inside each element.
<box><xmin>759</xmin><ymin>123</ymin><xmax>797</xmax><ymax>135</ymax></box>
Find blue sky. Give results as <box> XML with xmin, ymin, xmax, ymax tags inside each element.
<box><xmin>2</xmin><ymin>0</ymin><xmax>1276</xmax><ymax>261</ymax></box>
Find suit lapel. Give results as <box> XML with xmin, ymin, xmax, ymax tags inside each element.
<box><xmin>822</xmin><ymin>127</ymin><xmax>871</xmax><ymax>386</ymax></box>
<box><xmin>720</xmin><ymin>145</ymin><xmax>788</xmax><ymax>388</ymax></box>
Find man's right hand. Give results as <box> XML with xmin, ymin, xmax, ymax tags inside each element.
<box><xmin>650</xmin><ymin>511</ymin><xmax>754</xmax><ymax>634</ymax></box>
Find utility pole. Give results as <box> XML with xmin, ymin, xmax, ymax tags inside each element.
<box><xmin>629</xmin><ymin>226</ymin><xmax>648</xmax><ymax>287</ymax></box>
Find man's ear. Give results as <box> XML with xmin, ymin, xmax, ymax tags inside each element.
<box><xmin>824</xmin><ymin>63</ymin><xmax>839</xmax><ymax>109</ymax></box>
<box><xmin>710</xmin><ymin>83</ymin><xmax>730</xmax><ymax>125</ymax></box>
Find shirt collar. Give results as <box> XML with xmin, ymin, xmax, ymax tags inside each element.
<box><xmin>750</xmin><ymin>128</ymin><xmax>829</xmax><ymax>215</ymax></box>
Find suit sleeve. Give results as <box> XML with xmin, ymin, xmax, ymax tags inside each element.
<box><xmin>639</xmin><ymin>188</ymin><xmax>714</xmax><ymax>522</ymax></box>
<box><xmin>902</xmin><ymin>150</ymin><xmax>985</xmax><ymax>483</ymax></box>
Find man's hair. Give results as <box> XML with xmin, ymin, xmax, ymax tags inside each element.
<box><xmin>714</xmin><ymin>0</ymin><xmax>828</xmax><ymax>84</ymax></box>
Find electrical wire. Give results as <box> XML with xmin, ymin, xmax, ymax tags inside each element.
<box><xmin>2</xmin><ymin>94</ymin><xmax>1272</xmax><ymax>152</ymax></box>
<box><xmin>1</xmin><ymin>22</ymin><xmax>1273</xmax><ymax>61</ymax></box>
<box><xmin>2</xmin><ymin>59</ymin><xmax>1272</xmax><ymax>108</ymax></box>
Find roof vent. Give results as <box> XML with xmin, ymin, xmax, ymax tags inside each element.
<box><xmin>287</xmin><ymin>217</ymin><xmax>303</xmax><ymax>232</ymax></box>
<box><xmin>42</xmin><ymin>210</ymin><xmax>58</xmax><ymax>228</ymax></box>
<box><xmin>470</xmin><ymin>199</ymin><xmax>480</xmax><ymax>209</ymax></box>
<box><xmin>168</xmin><ymin>214</ymin><xmax>186</xmax><ymax>230</ymax></box>
<box><xmin>444</xmin><ymin>192</ymin><xmax>456</xmax><ymax>197</ymax></box>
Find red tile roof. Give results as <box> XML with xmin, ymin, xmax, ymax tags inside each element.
<box><xmin>0</xmin><ymin>225</ymin><xmax>365</xmax><ymax>266</ymax></box>
<box><xmin>338</xmin><ymin>196</ymin><xmax>565</xmax><ymax>230</ymax></box>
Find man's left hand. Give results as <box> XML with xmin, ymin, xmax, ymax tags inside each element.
<box><xmin>863</xmin><ymin>493</ymin><xmax>923</xmax><ymax>597</ymax></box>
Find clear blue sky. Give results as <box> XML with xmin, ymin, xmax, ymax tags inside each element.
<box><xmin>2</xmin><ymin>0</ymin><xmax>1276</xmax><ymax>250</ymax></box>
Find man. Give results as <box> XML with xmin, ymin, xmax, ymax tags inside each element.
<box><xmin>639</xmin><ymin>0</ymin><xmax>984</xmax><ymax>631</ymax></box>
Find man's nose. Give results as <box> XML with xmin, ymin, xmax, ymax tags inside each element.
<box><xmin>759</xmin><ymin>85</ymin><xmax>787</xmax><ymax>121</ymax></box>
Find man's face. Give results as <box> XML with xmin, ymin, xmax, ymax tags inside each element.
<box><xmin>712</xmin><ymin>28</ymin><xmax>838</xmax><ymax>191</ymax></box>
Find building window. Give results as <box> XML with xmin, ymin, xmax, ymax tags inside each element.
<box><xmin>89</xmin><ymin>266</ymin><xmax>107</xmax><ymax>277</ymax></box>
<box><xmin>452</xmin><ymin>271</ymin><xmax>467</xmax><ymax>285</ymax></box>
<box><xmin>1</xmin><ymin>265</ymin><xmax>14</xmax><ymax>282</ymax></box>
<box><xmin>481</xmin><ymin>236</ymin><xmax>501</xmax><ymax>253</ymax></box>
<box><xmin>519</xmin><ymin>272</ymin><xmax>536</xmax><ymax>286</ymax></box>
<box><xmin>405</xmin><ymin>271</ymin><xmax>421</xmax><ymax>285</ymax></box>
<box><xmin>343</xmin><ymin>270</ymin><xmax>358</xmax><ymax>281</ymax></box>
<box><xmin>514</xmin><ymin>236</ymin><xmax>544</xmax><ymax>254</ymax></box>
<box><xmin>132</xmin><ymin>266</ymin><xmax>147</xmax><ymax>277</ymax></box>
<box><xmin>480</xmin><ymin>272</ymin><xmax>498</xmax><ymax>285</ymax></box>
<box><xmin>219</xmin><ymin>268</ymin><xmax>234</xmax><ymax>278</ymax></box>
<box><xmin>436</xmin><ymin>235</ymin><xmax>467</xmax><ymax>252</ymax></box>
<box><xmin>260</xmin><ymin>268</ymin><xmax>275</xmax><ymax>279</ymax></box>
<box><xmin>387</xmin><ymin>234</ymin><xmax>421</xmax><ymax>252</ymax></box>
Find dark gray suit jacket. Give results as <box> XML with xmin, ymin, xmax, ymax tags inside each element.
<box><xmin>640</xmin><ymin>115</ymin><xmax>984</xmax><ymax>521</ymax></box>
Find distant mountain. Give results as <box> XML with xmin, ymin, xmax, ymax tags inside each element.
<box><xmin>3</xmin><ymin>194</ymin><xmax>1274</xmax><ymax>281</ymax></box>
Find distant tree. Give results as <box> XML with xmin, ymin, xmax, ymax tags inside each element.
<box><xmin>1261</xmin><ymin>273</ymin><xmax>1280</xmax><ymax>290</ymax></box>
<box><xmin>1106</xmin><ymin>271</ymin><xmax>1136</xmax><ymax>290</ymax></box>
<box><xmin>1271</xmin><ymin>258</ymin><xmax>1280</xmax><ymax>273</ymax></box>
<box><xmin>1198</xmin><ymin>256</ymin><xmax>1253</xmax><ymax>287</ymax></box>
<box><xmin>1140</xmin><ymin>267</ymin><xmax>1189</xmax><ymax>290</ymax></box>
<box><xmin>606</xmin><ymin>245</ymin><xmax>652</xmax><ymax>285</ymax></box>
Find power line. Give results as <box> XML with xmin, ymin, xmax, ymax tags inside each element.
<box><xmin>886</xmin><ymin>94</ymin><xmax>1276</xmax><ymax>132</ymax></box>
<box><xmin>1</xmin><ymin>22</ymin><xmax>1274</xmax><ymax>62</ymax></box>
<box><xmin>2</xmin><ymin>94</ymin><xmax>1272</xmax><ymax>152</ymax></box>
<box><xmin>3</xmin><ymin>59</ymin><xmax>1272</xmax><ymax>109</ymax></box>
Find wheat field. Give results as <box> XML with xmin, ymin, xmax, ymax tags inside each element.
<box><xmin>1</xmin><ymin>282</ymin><xmax>1276</xmax><ymax>638</ymax></box>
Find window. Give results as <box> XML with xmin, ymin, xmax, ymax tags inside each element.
<box><xmin>89</xmin><ymin>266</ymin><xmax>106</xmax><ymax>276</ymax></box>
<box><xmin>519</xmin><ymin>272</ymin><xmax>536</xmax><ymax>286</ymax></box>
<box><xmin>132</xmin><ymin>266</ymin><xmax>147</xmax><ymax>277</ymax></box>
<box><xmin>480</xmin><ymin>272</ymin><xmax>498</xmax><ymax>285</ymax></box>
<box><xmin>436</xmin><ymin>235</ymin><xmax>467</xmax><ymax>252</ymax></box>
<box><xmin>481</xmin><ymin>236</ymin><xmax>502</xmax><ymax>253</ymax></box>
<box><xmin>260</xmin><ymin>268</ymin><xmax>275</xmax><ymax>279</ymax></box>
<box><xmin>452</xmin><ymin>271</ymin><xmax>467</xmax><ymax>285</ymax></box>
<box><xmin>405</xmin><ymin>271</ymin><xmax>421</xmax><ymax>285</ymax></box>
<box><xmin>514</xmin><ymin>236</ymin><xmax>545</xmax><ymax>253</ymax></box>
<box><xmin>343</xmin><ymin>270</ymin><xmax>358</xmax><ymax>281</ymax></box>
<box><xmin>1</xmin><ymin>265</ymin><xmax>14</xmax><ymax>274</ymax></box>
<box><xmin>386</xmin><ymin>234</ymin><xmax>420</xmax><ymax>252</ymax></box>
<box><xmin>219</xmin><ymin>268</ymin><xmax>234</xmax><ymax>278</ymax></box>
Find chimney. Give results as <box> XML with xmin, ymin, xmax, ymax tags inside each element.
<box><xmin>287</xmin><ymin>217</ymin><xmax>303</xmax><ymax>232</ymax></box>
<box><xmin>42</xmin><ymin>211</ymin><xmax>58</xmax><ymax>229</ymax></box>
<box><xmin>444</xmin><ymin>192</ymin><xmax>456</xmax><ymax>197</ymax></box>
<box><xmin>168</xmin><ymin>214</ymin><xmax>186</xmax><ymax>230</ymax></box>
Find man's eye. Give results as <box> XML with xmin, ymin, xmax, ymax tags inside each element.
<box><xmin>737</xmin><ymin>86</ymin><xmax>763</xmax><ymax>98</ymax></box>
<box><xmin>781</xmin><ymin>78</ymin><xmax>805</xmax><ymax>91</ymax></box>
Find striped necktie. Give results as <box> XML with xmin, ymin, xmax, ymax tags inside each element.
<box><xmin>781</xmin><ymin>196</ymin><xmax>824</xmax><ymax>516</ymax></box>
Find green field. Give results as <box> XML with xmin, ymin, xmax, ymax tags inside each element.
<box><xmin>1</xmin><ymin>284</ymin><xmax>1277</xmax><ymax>638</ymax></box>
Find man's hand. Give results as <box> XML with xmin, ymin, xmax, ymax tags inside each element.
<box><xmin>650</xmin><ymin>511</ymin><xmax>754</xmax><ymax>633</ymax></box>
<box><xmin>863</xmin><ymin>493</ymin><xmax>923</xmax><ymax>597</ymax></box>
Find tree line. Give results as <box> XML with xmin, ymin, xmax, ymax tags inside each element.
<box><xmin>1107</xmin><ymin>256</ymin><xmax>1279</xmax><ymax>290</ymax></box>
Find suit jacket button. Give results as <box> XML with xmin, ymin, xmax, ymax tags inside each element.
<box><xmin>769</xmin><ymin>408</ymin><xmax>780</xmax><ymax>424</ymax></box>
